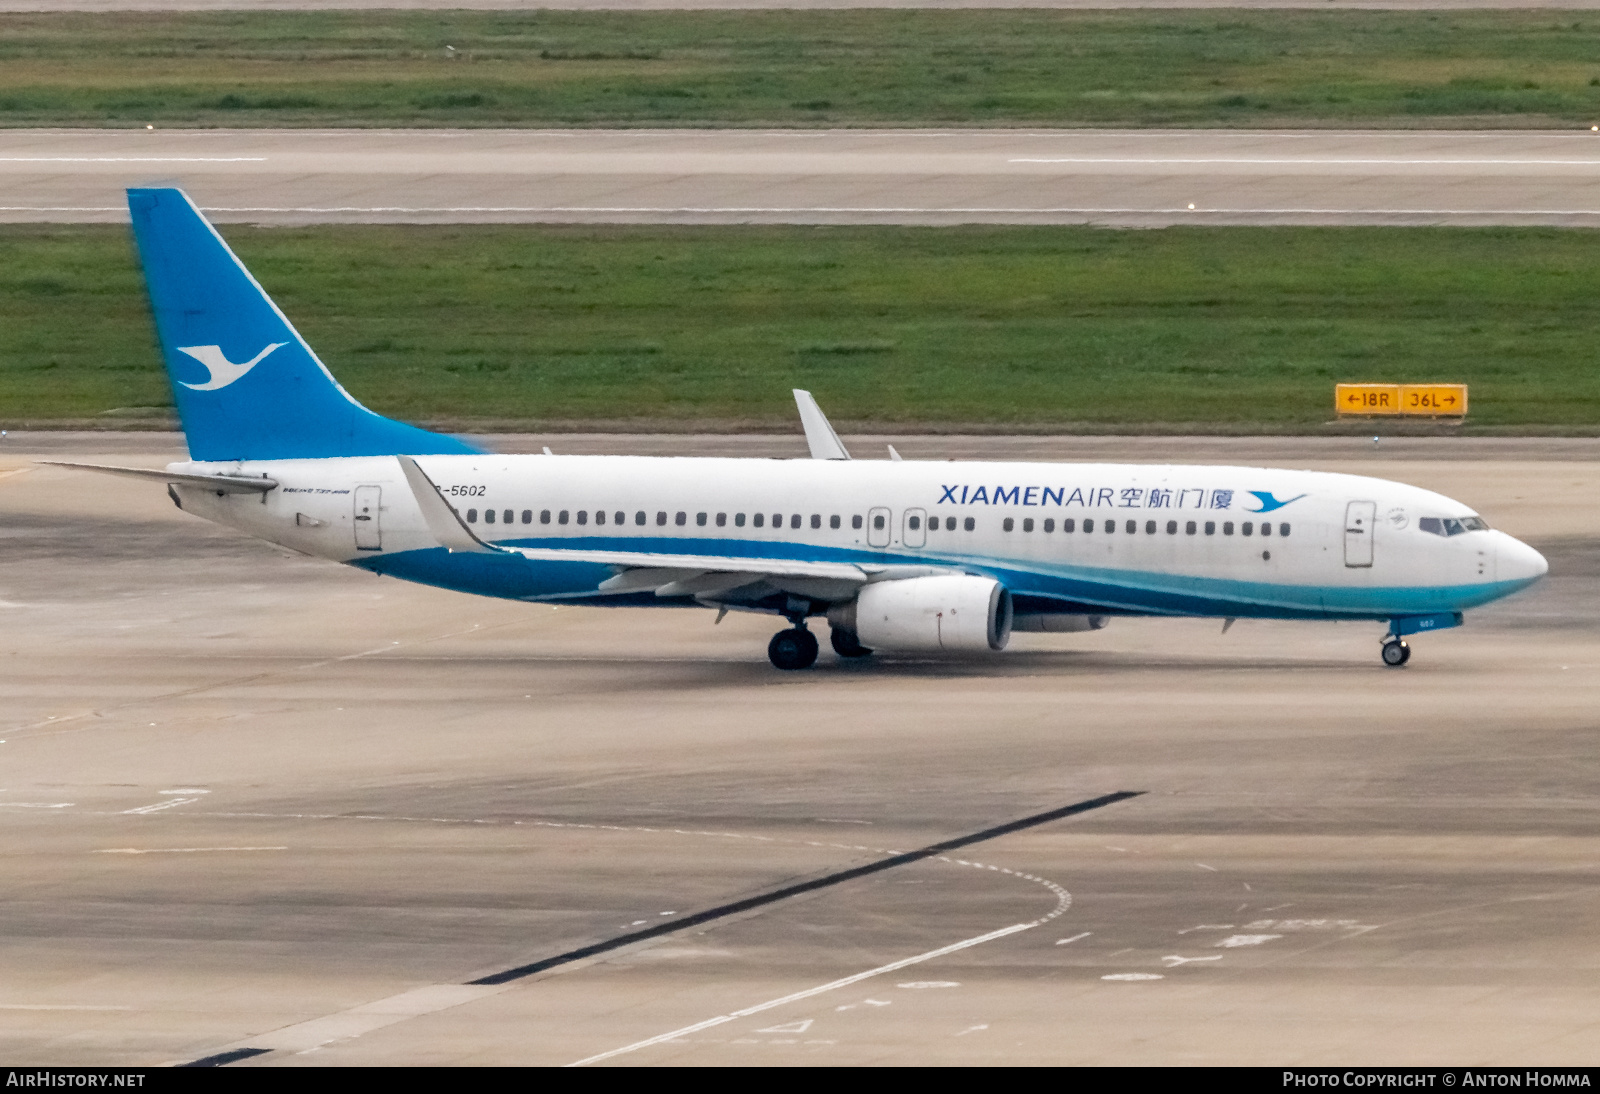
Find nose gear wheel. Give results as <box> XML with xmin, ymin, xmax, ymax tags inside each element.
<box><xmin>1381</xmin><ymin>638</ymin><xmax>1410</xmax><ymax>667</ymax></box>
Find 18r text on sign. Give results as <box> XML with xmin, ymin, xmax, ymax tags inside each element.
<box><xmin>1336</xmin><ymin>384</ymin><xmax>1468</xmax><ymax>417</ymax></box>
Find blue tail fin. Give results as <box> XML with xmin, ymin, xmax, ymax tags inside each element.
<box><xmin>128</xmin><ymin>187</ymin><xmax>478</xmax><ymax>462</ymax></box>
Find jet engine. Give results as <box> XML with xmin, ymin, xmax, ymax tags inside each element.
<box><xmin>832</xmin><ymin>575</ymin><xmax>1012</xmax><ymax>654</ymax></box>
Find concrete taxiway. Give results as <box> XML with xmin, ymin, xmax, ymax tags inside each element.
<box><xmin>10</xmin><ymin>128</ymin><xmax>1600</xmax><ymax>226</ymax></box>
<box><xmin>1</xmin><ymin>433</ymin><xmax>1596</xmax><ymax>1066</ymax></box>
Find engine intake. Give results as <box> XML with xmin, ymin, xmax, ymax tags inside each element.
<box><xmin>836</xmin><ymin>575</ymin><xmax>1012</xmax><ymax>653</ymax></box>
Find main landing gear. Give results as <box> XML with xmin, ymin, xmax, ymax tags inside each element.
<box><xmin>1380</xmin><ymin>636</ymin><xmax>1411</xmax><ymax>667</ymax></box>
<box><xmin>768</xmin><ymin>624</ymin><xmax>819</xmax><ymax>671</ymax></box>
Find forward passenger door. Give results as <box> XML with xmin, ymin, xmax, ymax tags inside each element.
<box><xmin>1344</xmin><ymin>500</ymin><xmax>1375</xmax><ymax>568</ymax></box>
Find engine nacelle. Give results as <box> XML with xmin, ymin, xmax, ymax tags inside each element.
<box><xmin>839</xmin><ymin>575</ymin><xmax>1012</xmax><ymax>653</ymax></box>
<box><xmin>1012</xmin><ymin>613</ymin><xmax>1109</xmax><ymax>634</ymax></box>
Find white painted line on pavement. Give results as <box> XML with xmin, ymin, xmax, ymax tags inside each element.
<box><xmin>566</xmin><ymin>921</ymin><xmax>1034</xmax><ymax>1067</ymax></box>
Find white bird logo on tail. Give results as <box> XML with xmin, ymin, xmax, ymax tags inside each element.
<box><xmin>175</xmin><ymin>342</ymin><xmax>286</xmax><ymax>391</ymax></box>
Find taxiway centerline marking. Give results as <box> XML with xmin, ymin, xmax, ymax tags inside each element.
<box><xmin>565</xmin><ymin>921</ymin><xmax>1034</xmax><ymax>1067</ymax></box>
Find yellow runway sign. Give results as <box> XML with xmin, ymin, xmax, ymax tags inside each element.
<box><xmin>1336</xmin><ymin>384</ymin><xmax>1468</xmax><ymax>417</ymax></box>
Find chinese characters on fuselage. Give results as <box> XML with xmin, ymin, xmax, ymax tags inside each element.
<box><xmin>937</xmin><ymin>485</ymin><xmax>1235</xmax><ymax>510</ymax></box>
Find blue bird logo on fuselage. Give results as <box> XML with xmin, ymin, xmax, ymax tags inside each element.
<box><xmin>1247</xmin><ymin>490</ymin><xmax>1308</xmax><ymax>513</ymax></box>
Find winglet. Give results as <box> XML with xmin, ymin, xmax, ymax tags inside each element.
<box><xmin>793</xmin><ymin>389</ymin><xmax>851</xmax><ymax>460</ymax></box>
<box><xmin>396</xmin><ymin>456</ymin><xmax>503</xmax><ymax>554</ymax></box>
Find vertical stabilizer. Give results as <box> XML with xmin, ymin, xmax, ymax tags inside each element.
<box><xmin>128</xmin><ymin>187</ymin><xmax>478</xmax><ymax>462</ymax></box>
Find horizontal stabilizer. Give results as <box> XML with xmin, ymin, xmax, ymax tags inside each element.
<box><xmin>39</xmin><ymin>461</ymin><xmax>277</xmax><ymax>494</ymax></box>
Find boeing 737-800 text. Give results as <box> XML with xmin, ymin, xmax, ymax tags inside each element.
<box><xmin>48</xmin><ymin>189</ymin><xmax>1547</xmax><ymax>670</ymax></box>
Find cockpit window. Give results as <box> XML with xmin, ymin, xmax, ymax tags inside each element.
<box><xmin>1418</xmin><ymin>515</ymin><xmax>1489</xmax><ymax>537</ymax></box>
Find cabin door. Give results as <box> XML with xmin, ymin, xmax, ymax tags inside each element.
<box><xmin>1344</xmin><ymin>500</ymin><xmax>1375</xmax><ymax>568</ymax></box>
<box><xmin>354</xmin><ymin>485</ymin><xmax>383</xmax><ymax>551</ymax></box>
<box><xmin>867</xmin><ymin>506</ymin><xmax>892</xmax><ymax>548</ymax></box>
<box><xmin>903</xmin><ymin>507</ymin><xmax>927</xmax><ymax>548</ymax></box>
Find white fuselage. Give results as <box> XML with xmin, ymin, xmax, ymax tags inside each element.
<box><xmin>167</xmin><ymin>453</ymin><xmax>1547</xmax><ymax>623</ymax></box>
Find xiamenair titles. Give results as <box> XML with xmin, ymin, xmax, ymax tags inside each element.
<box><xmin>41</xmin><ymin>186</ymin><xmax>1548</xmax><ymax>674</ymax></box>
<box><xmin>935</xmin><ymin>482</ymin><xmax>1303</xmax><ymax>515</ymax></box>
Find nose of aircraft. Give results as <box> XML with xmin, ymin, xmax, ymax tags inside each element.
<box><xmin>1498</xmin><ymin>534</ymin><xmax>1549</xmax><ymax>586</ymax></box>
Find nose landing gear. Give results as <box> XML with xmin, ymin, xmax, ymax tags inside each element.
<box><xmin>768</xmin><ymin>625</ymin><xmax>819</xmax><ymax>671</ymax></box>
<box><xmin>1380</xmin><ymin>637</ymin><xmax>1411</xmax><ymax>667</ymax></box>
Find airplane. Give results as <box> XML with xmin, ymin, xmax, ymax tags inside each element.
<box><xmin>46</xmin><ymin>187</ymin><xmax>1548</xmax><ymax>671</ymax></box>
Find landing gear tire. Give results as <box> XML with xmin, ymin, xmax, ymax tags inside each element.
<box><xmin>829</xmin><ymin>626</ymin><xmax>873</xmax><ymax>659</ymax></box>
<box><xmin>769</xmin><ymin>626</ymin><xmax>819</xmax><ymax>671</ymax></box>
<box><xmin>1381</xmin><ymin>638</ymin><xmax>1410</xmax><ymax>667</ymax></box>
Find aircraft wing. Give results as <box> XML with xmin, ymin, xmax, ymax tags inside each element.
<box><xmin>793</xmin><ymin>389</ymin><xmax>851</xmax><ymax>460</ymax></box>
<box><xmin>39</xmin><ymin>461</ymin><xmax>278</xmax><ymax>493</ymax></box>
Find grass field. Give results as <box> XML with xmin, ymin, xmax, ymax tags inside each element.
<box><xmin>4</xmin><ymin>224</ymin><xmax>1599</xmax><ymax>432</ymax></box>
<box><xmin>7</xmin><ymin>10</ymin><xmax>1600</xmax><ymax>129</ymax></box>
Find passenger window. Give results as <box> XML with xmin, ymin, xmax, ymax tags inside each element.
<box><xmin>467</xmin><ymin>508</ymin><xmax>479</xmax><ymax>523</ymax></box>
<box><xmin>790</xmin><ymin>514</ymin><xmax>801</xmax><ymax>530</ymax></box>
<box><xmin>1022</xmin><ymin>518</ymin><xmax>1033</xmax><ymax>532</ymax></box>
<box><xmin>1261</xmin><ymin>522</ymin><xmax>1272</xmax><ymax>537</ymax></box>
<box><xmin>656</xmin><ymin>511</ymin><xmax>667</xmax><ymax>526</ymax></box>
<box><xmin>635</xmin><ymin>511</ymin><xmax>646</xmax><ymax>526</ymax></box>
<box><xmin>830</xmin><ymin>515</ymin><xmax>841</xmax><ymax>529</ymax></box>
<box><xmin>504</xmin><ymin>509</ymin><xmax>513</xmax><ymax>524</ymax></box>
<box><xmin>735</xmin><ymin>513</ymin><xmax>746</xmax><ymax>527</ymax></box>
<box><xmin>577</xmin><ymin>511</ymin><xmax>588</xmax><ymax>526</ymax></box>
<box><xmin>522</xmin><ymin>510</ymin><xmax>532</xmax><ymax>524</ymax></box>
<box><xmin>1003</xmin><ymin>517</ymin><xmax>1015</xmax><ymax>532</ymax></box>
<box><xmin>1125</xmin><ymin>520</ymin><xmax>1136</xmax><ymax>534</ymax></box>
<box><xmin>964</xmin><ymin>517</ymin><xmax>975</xmax><ymax>531</ymax></box>
<box><xmin>1223</xmin><ymin>521</ymin><xmax>1233</xmax><ymax>535</ymax></box>
<box><xmin>485</xmin><ymin>509</ymin><xmax>496</xmax><ymax>524</ymax></box>
<box><xmin>716</xmin><ymin>513</ymin><xmax>727</xmax><ymax>527</ymax></box>
<box><xmin>1167</xmin><ymin>520</ymin><xmax>1177</xmax><ymax>534</ymax></box>
<box><xmin>852</xmin><ymin>515</ymin><xmax>863</xmax><ymax>530</ymax></box>
<box><xmin>910</xmin><ymin>515</ymin><xmax>922</xmax><ymax>531</ymax></box>
<box><xmin>615</xmin><ymin>511</ymin><xmax>624</xmax><ymax>525</ymax></box>
<box><xmin>1145</xmin><ymin>520</ymin><xmax>1156</xmax><ymax>534</ymax></box>
<box><xmin>1205</xmin><ymin>521</ymin><xmax>1216</xmax><ymax>535</ymax></box>
<box><xmin>1084</xmin><ymin>519</ymin><xmax>1095</xmax><ymax>533</ymax></box>
<box><xmin>1186</xmin><ymin>521</ymin><xmax>1197</xmax><ymax>535</ymax></box>
<box><xmin>1242</xmin><ymin>521</ymin><xmax>1253</xmax><ymax>536</ymax></box>
<box><xmin>1063</xmin><ymin>518</ymin><xmax>1075</xmax><ymax>533</ymax></box>
<box><xmin>1106</xmin><ymin>520</ymin><xmax>1115</xmax><ymax>534</ymax></box>
<box><xmin>754</xmin><ymin>513</ymin><xmax>765</xmax><ymax>528</ymax></box>
<box><xmin>696</xmin><ymin>512</ymin><xmax>707</xmax><ymax>526</ymax></box>
<box><xmin>811</xmin><ymin>514</ymin><xmax>821</xmax><ymax>529</ymax></box>
<box><xmin>873</xmin><ymin>514</ymin><xmax>886</xmax><ymax>531</ymax></box>
<box><xmin>676</xmin><ymin>512</ymin><xmax>687</xmax><ymax>526</ymax></box>
<box><xmin>540</xmin><ymin>510</ymin><xmax>551</xmax><ymax>524</ymax></box>
<box><xmin>559</xmin><ymin>510</ymin><xmax>569</xmax><ymax>525</ymax></box>
<box><xmin>1279</xmin><ymin>523</ymin><xmax>1291</xmax><ymax>537</ymax></box>
<box><xmin>595</xmin><ymin>510</ymin><xmax>606</xmax><ymax>526</ymax></box>
<box><xmin>1043</xmin><ymin>518</ymin><xmax>1055</xmax><ymax>533</ymax></box>
<box><xmin>946</xmin><ymin>517</ymin><xmax>957</xmax><ymax>531</ymax></box>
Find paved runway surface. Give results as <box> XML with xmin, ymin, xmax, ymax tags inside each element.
<box><xmin>1</xmin><ymin>433</ymin><xmax>1596</xmax><ymax>1066</ymax></box>
<box><xmin>11</xmin><ymin>128</ymin><xmax>1600</xmax><ymax>226</ymax></box>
